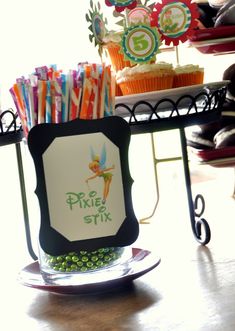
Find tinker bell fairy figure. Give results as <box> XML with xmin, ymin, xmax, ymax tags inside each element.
<box><xmin>85</xmin><ymin>144</ymin><xmax>115</xmax><ymax>204</ymax></box>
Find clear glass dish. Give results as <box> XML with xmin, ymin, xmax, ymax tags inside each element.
<box><xmin>38</xmin><ymin>245</ymin><xmax>131</xmax><ymax>285</ymax></box>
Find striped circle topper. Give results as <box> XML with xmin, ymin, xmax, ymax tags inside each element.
<box><xmin>151</xmin><ymin>0</ymin><xmax>199</xmax><ymax>46</ymax></box>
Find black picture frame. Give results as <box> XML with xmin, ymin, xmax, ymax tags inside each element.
<box><xmin>28</xmin><ymin>116</ymin><xmax>139</xmax><ymax>255</ymax></box>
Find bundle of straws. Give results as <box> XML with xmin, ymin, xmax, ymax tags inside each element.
<box><xmin>10</xmin><ymin>63</ymin><xmax>116</xmax><ymax>138</ymax></box>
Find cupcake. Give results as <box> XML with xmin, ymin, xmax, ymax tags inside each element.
<box><xmin>115</xmin><ymin>82</ymin><xmax>123</xmax><ymax>96</ymax></box>
<box><xmin>103</xmin><ymin>31</ymin><xmax>133</xmax><ymax>72</ymax></box>
<box><xmin>173</xmin><ymin>64</ymin><xmax>204</xmax><ymax>88</ymax></box>
<box><xmin>116</xmin><ymin>62</ymin><xmax>174</xmax><ymax>96</ymax></box>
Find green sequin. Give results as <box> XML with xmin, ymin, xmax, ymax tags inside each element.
<box><xmin>44</xmin><ymin>247</ymin><xmax>123</xmax><ymax>273</ymax></box>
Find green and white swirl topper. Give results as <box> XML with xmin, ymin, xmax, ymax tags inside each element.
<box><xmin>121</xmin><ymin>24</ymin><xmax>161</xmax><ymax>64</ymax></box>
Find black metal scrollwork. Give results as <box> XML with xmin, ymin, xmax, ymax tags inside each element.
<box><xmin>193</xmin><ymin>194</ymin><xmax>211</xmax><ymax>245</ymax></box>
<box><xmin>0</xmin><ymin>108</ymin><xmax>23</xmax><ymax>146</ymax></box>
<box><xmin>115</xmin><ymin>86</ymin><xmax>227</xmax><ymax>245</ymax></box>
<box><xmin>115</xmin><ymin>87</ymin><xmax>227</xmax><ymax>134</ymax></box>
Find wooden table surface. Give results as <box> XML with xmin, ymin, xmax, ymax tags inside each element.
<box><xmin>3</xmin><ymin>218</ymin><xmax>235</xmax><ymax>331</ymax></box>
<box><xmin>4</xmin><ymin>267</ymin><xmax>163</xmax><ymax>331</ymax></box>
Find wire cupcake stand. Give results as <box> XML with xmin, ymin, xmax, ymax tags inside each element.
<box><xmin>115</xmin><ymin>83</ymin><xmax>227</xmax><ymax>245</ymax></box>
<box><xmin>0</xmin><ymin>83</ymin><xmax>227</xmax><ymax>262</ymax></box>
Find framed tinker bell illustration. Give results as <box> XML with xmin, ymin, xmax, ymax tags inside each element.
<box><xmin>86</xmin><ymin>144</ymin><xmax>115</xmax><ymax>204</ymax></box>
<box><xmin>28</xmin><ymin>116</ymin><xmax>139</xmax><ymax>256</ymax></box>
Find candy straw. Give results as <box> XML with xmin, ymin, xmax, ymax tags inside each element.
<box><xmin>32</xmin><ymin>86</ymin><xmax>38</xmax><ymax>125</ymax></box>
<box><xmin>69</xmin><ymin>87</ymin><xmax>81</xmax><ymax>120</ymax></box>
<box><xmin>86</xmin><ymin>80</ymin><xmax>96</xmax><ymax>120</ymax></box>
<box><xmin>110</xmin><ymin>70</ymin><xmax>116</xmax><ymax>115</ymax></box>
<box><xmin>67</xmin><ymin>70</ymin><xmax>74</xmax><ymax>120</ymax></box>
<box><xmin>80</xmin><ymin>65</ymin><xmax>93</xmax><ymax>119</ymax></box>
<box><xmin>45</xmin><ymin>81</ymin><xmax>52</xmax><ymax>123</ymax></box>
<box><xmin>61</xmin><ymin>73</ymin><xmax>69</xmax><ymax>122</ymax></box>
<box><xmin>83</xmin><ymin>64</ymin><xmax>95</xmax><ymax>119</ymax></box>
<box><xmin>50</xmin><ymin>80</ymin><xmax>56</xmax><ymax>123</ymax></box>
<box><xmin>104</xmin><ymin>66</ymin><xmax>111</xmax><ymax>117</ymax></box>
<box><xmin>38</xmin><ymin>80</ymin><xmax>47</xmax><ymax>124</ymax></box>
<box><xmin>28</xmin><ymin>74</ymin><xmax>38</xmax><ymax>124</ymax></box>
<box><xmin>47</xmin><ymin>64</ymin><xmax>58</xmax><ymax>81</ymax></box>
<box><xmin>96</xmin><ymin>64</ymin><xmax>103</xmax><ymax>119</ymax></box>
<box><xmin>91</xmin><ymin>63</ymin><xmax>99</xmax><ymax>119</ymax></box>
<box><xmin>99</xmin><ymin>65</ymin><xmax>106</xmax><ymax>119</ymax></box>
<box><xmin>55</xmin><ymin>95</ymin><xmax>62</xmax><ymax>123</ymax></box>
<box><xmin>10</xmin><ymin>63</ymin><xmax>116</xmax><ymax>135</ymax></box>
<box><xmin>21</xmin><ymin>81</ymin><xmax>32</xmax><ymax>129</ymax></box>
<box><xmin>79</xmin><ymin>78</ymin><xmax>92</xmax><ymax>119</ymax></box>
<box><xmin>10</xmin><ymin>84</ymin><xmax>28</xmax><ymax>137</ymax></box>
<box><xmin>9</xmin><ymin>87</ymin><xmax>20</xmax><ymax>117</ymax></box>
<box><xmin>54</xmin><ymin>78</ymin><xmax>62</xmax><ymax>123</ymax></box>
<box><xmin>16</xmin><ymin>80</ymin><xmax>30</xmax><ymax>127</ymax></box>
<box><xmin>29</xmin><ymin>74</ymin><xmax>38</xmax><ymax>87</ymax></box>
<box><xmin>27</xmin><ymin>83</ymin><xmax>36</xmax><ymax>127</ymax></box>
<box><xmin>35</xmin><ymin>66</ymin><xmax>48</xmax><ymax>80</ymax></box>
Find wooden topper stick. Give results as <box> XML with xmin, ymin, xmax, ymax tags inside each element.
<box><xmin>175</xmin><ymin>45</ymin><xmax>180</xmax><ymax>66</ymax></box>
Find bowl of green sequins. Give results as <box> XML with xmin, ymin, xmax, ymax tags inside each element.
<box><xmin>18</xmin><ymin>247</ymin><xmax>161</xmax><ymax>294</ymax></box>
<box><xmin>38</xmin><ymin>246</ymin><xmax>129</xmax><ymax>286</ymax></box>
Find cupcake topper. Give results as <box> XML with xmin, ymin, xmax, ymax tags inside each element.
<box><xmin>151</xmin><ymin>0</ymin><xmax>199</xmax><ymax>46</ymax></box>
<box><xmin>127</xmin><ymin>4</ymin><xmax>152</xmax><ymax>25</ymax></box>
<box><xmin>113</xmin><ymin>1</ymin><xmax>155</xmax><ymax>28</ymax></box>
<box><xmin>105</xmin><ymin>0</ymin><xmax>138</xmax><ymax>13</ymax></box>
<box><xmin>86</xmin><ymin>0</ymin><xmax>108</xmax><ymax>58</ymax></box>
<box><xmin>107</xmin><ymin>1</ymin><xmax>160</xmax><ymax>64</ymax></box>
<box><xmin>120</xmin><ymin>23</ymin><xmax>161</xmax><ymax>64</ymax></box>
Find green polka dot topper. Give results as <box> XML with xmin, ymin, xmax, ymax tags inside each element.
<box><xmin>120</xmin><ymin>24</ymin><xmax>161</xmax><ymax>64</ymax></box>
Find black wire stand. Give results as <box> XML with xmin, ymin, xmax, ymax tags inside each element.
<box><xmin>0</xmin><ymin>85</ymin><xmax>227</xmax><ymax>262</ymax></box>
<box><xmin>0</xmin><ymin>109</ymin><xmax>37</xmax><ymax>260</ymax></box>
<box><xmin>115</xmin><ymin>86</ymin><xmax>227</xmax><ymax>245</ymax></box>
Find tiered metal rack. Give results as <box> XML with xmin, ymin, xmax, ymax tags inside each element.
<box><xmin>0</xmin><ymin>85</ymin><xmax>227</xmax><ymax>262</ymax></box>
<box><xmin>115</xmin><ymin>84</ymin><xmax>227</xmax><ymax>245</ymax></box>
